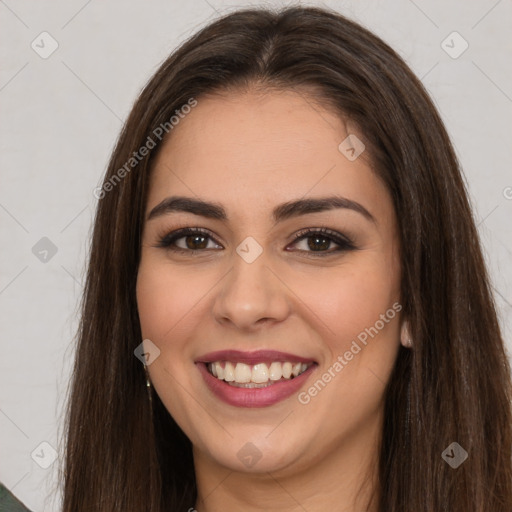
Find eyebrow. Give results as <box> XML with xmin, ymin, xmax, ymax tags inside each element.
<box><xmin>147</xmin><ymin>195</ymin><xmax>376</xmax><ymax>224</ymax></box>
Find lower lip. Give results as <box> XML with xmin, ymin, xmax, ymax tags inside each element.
<box><xmin>196</xmin><ymin>362</ymin><xmax>316</xmax><ymax>408</ymax></box>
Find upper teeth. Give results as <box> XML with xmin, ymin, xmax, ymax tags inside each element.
<box><xmin>208</xmin><ymin>361</ymin><xmax>310</xmax><ymax>384</ymax></box>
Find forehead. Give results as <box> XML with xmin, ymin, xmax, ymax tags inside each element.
<box><xmin>147</xmin><ymin>89</ymin><xmax>393</xmax><ymax>225</ymax></box>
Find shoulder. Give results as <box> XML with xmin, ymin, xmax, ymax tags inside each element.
<box><xmin>0</xmin><ymin>482</ymin><xmax>33</xmax><ymax>512</ymax></box>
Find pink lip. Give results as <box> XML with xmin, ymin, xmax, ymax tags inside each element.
<box><xmin>195</xmin><ymin>349</ymin><xmax>316</xmax><ymax>365</ymax></box>
<box><xmin>196</xmin><ymin>359</ymin><xmax>317</xmax><ymax>408</ymax></box>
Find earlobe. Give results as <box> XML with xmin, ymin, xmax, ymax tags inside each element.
<box><xmin>400</xmin><ymin>319</ymin><xmax>413</xmax><ymax>348</ymax></box>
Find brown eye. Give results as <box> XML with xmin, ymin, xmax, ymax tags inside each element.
<box><xmin>290</xmin><ymin>228</ymin><xmax>355</xmax><ymax>255</ymax></box>
<box><xmin>155</xmin><ymin>226</ymin><xmax>355</xmax><ymax>256</ymax></box>
<box><xmin>156</xmin><ymin>228</ymin><xmax>222</xmax><ymax>252</ymax></box>
<box><xmin>181</xmin><ymin>234</ymin><xmax>208</xmax><ymax>250</ymax></box>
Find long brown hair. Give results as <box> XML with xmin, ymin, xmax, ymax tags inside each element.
<box><xmin>60</xmin><ymin>6</ymin><xmax>512</xmax><ymax>511</ymax></box>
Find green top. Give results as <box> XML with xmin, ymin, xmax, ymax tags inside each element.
<box><xmin>0</xmin><ymin>483</ymin><xmax>32</xmax><ymax>512</ymax></box>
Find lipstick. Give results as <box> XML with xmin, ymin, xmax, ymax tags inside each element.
<box><xmin>195</xmin><ymin>350</ymin><xmax>317</xmax><ymax>408</ymax></box>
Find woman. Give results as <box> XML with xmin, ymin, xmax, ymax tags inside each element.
<box><xmin>55</xmin><ymin>5</ymin><xmax>512</xmax><ymax>512</ymax></box>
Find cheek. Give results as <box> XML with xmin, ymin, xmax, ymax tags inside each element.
<box><xmin>135</xmin><ymin>259</ymin><xmax>219</xmax><ymax>395</ymax></box>
<box><xmin>136</xmin><ymin>262</ymin><xmax>204</xmax><ymax>425</ymax></box>
<box><xmin>135</xmin><ymin>261</ymin><xmax>201</xmax><ymax>401</ymax></box>
<box><xmin>136</xmin><ymin>266</ymin><xmax>174</xmax><ymax>340</ymax></box>
<box><xmin>292</xmin><ymin>263</ymin><xmax>401</xmax><ymax>439</ymax></box>
<box><xmin>136</xmin><ymin>261</ymin><xmax>201</xmax><ymax>344</ymax></box>
<box><xmin>290</xmin><ymin>259</ymin><xmax>400</xmax><ymax>358</ymax></box>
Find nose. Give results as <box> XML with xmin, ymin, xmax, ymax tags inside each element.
<box><xmin>211</xmin><ymin>248</ymin><xmax>291</xmax><ymax>331</ymax></box>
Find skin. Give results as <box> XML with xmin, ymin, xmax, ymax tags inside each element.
<box><xmin>136</xmin><ymin>88</ymin><xmax>407</xmax><ymax>512</ymax></box>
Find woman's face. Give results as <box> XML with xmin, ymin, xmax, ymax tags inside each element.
<box><xmin>136</xmin><ymin>89</ymin><xmax>402</xmax><ymax>476</ymax></box>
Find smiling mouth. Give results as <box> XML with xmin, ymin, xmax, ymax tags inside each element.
<box><xmin>205</xmin><ymin>360</ymin><xmax>315</xmax><ymax>388</ymax></box>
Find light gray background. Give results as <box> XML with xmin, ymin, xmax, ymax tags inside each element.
<box><xmin>1</xmin><ymin>1</ymin><xmax>511</xmax><ymax>510</ymax></box>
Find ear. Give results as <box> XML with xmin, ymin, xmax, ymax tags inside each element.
<box><xmin>400</xmin><ymin>319</ymin><xmax>413</xmax><ymax>348</ymax></box>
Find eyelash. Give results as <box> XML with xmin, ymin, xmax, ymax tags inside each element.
<box><xmin>154</xmin><ymin>227</ymin><xmax>356</xmax><ymax>256</ymax></box>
